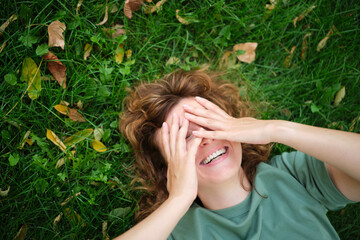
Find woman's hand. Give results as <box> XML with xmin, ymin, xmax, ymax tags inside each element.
<box><xmin>160</xmin><ymin>113</ymin><xmax>203</xmax><ymax>203</ymax></box>
<box><xmin>184</xmin><ymin>96</ymin><xmax>273</xmax><ymax>145</ymax></box>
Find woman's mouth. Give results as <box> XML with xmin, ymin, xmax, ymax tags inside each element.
<box><xmin>200</xmin><ymin>147</ymin><xmax>228</xmax><ymax>165</ymax></box>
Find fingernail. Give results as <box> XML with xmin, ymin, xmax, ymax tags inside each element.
<box><xmin>183</xmin><ymin>104</ymin><xmax>189</xmax><ymax>109</ymax></box>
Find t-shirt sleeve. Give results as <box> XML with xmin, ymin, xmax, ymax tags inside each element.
<box><xmin>270</xmin><ymin>151</ymin><xmax>354</xmax><ymax>211</ymax></box>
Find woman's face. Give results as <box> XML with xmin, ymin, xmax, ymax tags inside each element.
<box><xmin>155</xmin><ymin>97</ymin><xmax>243</xmax><ymax>188</ymax></box>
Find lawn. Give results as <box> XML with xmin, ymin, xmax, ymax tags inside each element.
<box><xmin>1</xmin><ymin>0</ymin><xmax>359</xmax><ymax>239</ymax></box>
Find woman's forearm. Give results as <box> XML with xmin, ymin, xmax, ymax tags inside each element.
<box><xmin>269</xmin><ymin>120</ymin><xmax>360</xmax><ymax>182</ymax></box>
<box><xmin>114</xmin><ymin>196</ymin><xmax>192</xmax><ymax>240</ymax></box>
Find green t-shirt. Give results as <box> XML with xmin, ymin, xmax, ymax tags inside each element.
<box><xmin>168</xmin><ymin>151</ymin><xmax>354</xmax><ymax>240</ymax></box>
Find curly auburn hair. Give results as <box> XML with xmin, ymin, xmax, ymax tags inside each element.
<box><xmin>119</xmin><ymin>69</ymin><xmax>271</xmax><ymax>222</ymax></box>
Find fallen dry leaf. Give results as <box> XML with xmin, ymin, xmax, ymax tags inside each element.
<box><xmin>265</xmin><ymin>0</ymin><xmax>277</xmax><ymax>11</ymax></box>
<box><xmin>125</xmin><ymin>49</ymin><xmax>132</xmax><ymax>58</ymax></box>
<box><xmin>294</xmin><ymin>5</ymin><xmax>316</xmax><ymax>28</ymax></box>
<box><xmin>166</xmin><ymin>56</ymin><xmax>180</xmax><ymax>65</ymax></box>
<box><xmin>84</xmin><ymin>43</ymin><xmax>92</xmax><ymax>60</ymax></box>
<box><xmin>317</xmin><ymin>26</ymin><xmax>335</xmax><ymax>52</ymax></box>
<box><xmin>76</xmin><ymin>100</ymin><xmax>83</xmax><ymax>110</ymax></box>
<box><xmin>18</xmin><ymin>130</ymin><xmax>31</xmax><ymax>149</ymax></box>
<box><xmin>144</xmin><ymin>0</ymin><xmax>167</xmax><ymax>14</ymax></box>
<box><xmin>102</xmin><ymin>221</ymin><xmax>110</xmax><ymax>240</ymax></box>
<box><xmin>124</xmin><ymin>0</ymin><xmax>144</xmax><ymax>19</ymax></box>
<box><xmin>219</xmin><ymin>51</ymin><xmax>238</xmax><ymax>70</ymax></box>
<box><xmin>48</xmin><ymin>20</ymin><xmax>66</xmax><ymax>50</ymax></box>
<box><xmin>94</xmin><ymin>126</ymin><xmax>104</xmax><ymax>141</ymax></box>
<box><xmin>54</xmin><ymin>104</ymin><xmax>86</xmax><ymax>122</ymax></box>
<box><xmin>63</xmin><ymin>129</ymin><xmax>94</xmax><ymax>147</ymax></box>
<box><xmin>233</xmin><ymin>42</ymin><xmax>258</xmax><ymax>64</ymax></box>
<box><xmin>76</xmin><ymin>0</ymin><xmax>84</xmax><ymax>15</ymax></box>
<box><xmin>64</xmin><ymin>208</ymin><xmax>86</xmax><ymax>227</ymax></box>
<box><xmin>21</xmin><ymin>57</ymin><xmax>42</xmax><ymax>100</ymax></box>
<box><xmin>53</xmin><ymin>213</ymin><xmax>63</xmax><ymax>229</ymax></box>
<box><xmin>61</xmin><ymin>192</ymin><xmax>81</xmax><ymax>206</ymax></box>
<box><xmin>301</xmin><ymin>33</ymin><xmax>312</xmax><ymax>60</ymax></box>
<box><xmin>0</xmin><ymin>186</ymin><xmax>10</xmax><ymax>197</ymax></box>
<box><xmin>46</xmin><ymin>129</ymin><xmax>66</xmax><ymax>152</ymax></box>
<box><xmin>96</xmin><ymin>5</ymin><xmax>109</xmax><ymax>26</ymax></box>
<box><xmin>176</xmin><ymin>10</ymin><xmax>191</xmax><ymax>25</ymax></box>
<box><xmin>283</xmin><ymin>46</ymin><xmax>296</xmax><ymax>68</ymax></box>
<box><xmin>0</xmin><ymin>42</ymin><xmax>6</xmax><ymax>54</ymax></box>
<box><xmin>103</xmin><ymin>24</ymin><xmax>126</xmax><ymax>38</ymax></box>
<box><xmin>14</xmin><ymin>224</ymin><xmax>28</xmax><ymax>240</ymax></box>
<box><xmin>0</xmin><ymin>14</ymin><xmax>17</xmax><ymax>36</ymax></box>
<box><xmin>43</xmin><ymin>52</ymin><xmax>66</xmax><ymax>89</ymax></box>
<box><xmin>333</xmin><ymin>86</ymin><xmax>345</xmax><ymax>106</ymax></box>
<box><xmin>115</xmin><ymin>44</ymin><xmax>125</xmax><ymax>64</ymax></box>
<box><xmin>91</xmin><ymin>140</ymin><xmax>107</xmax><ymax>152</ymax></box>
<box><xmin>350</xmin><ymin>115</ymin><xmax>360</xmax><ymax>132</ymax></box>
<box><xmin>55</xmin><ymin>158</ymin><xmax>65</xmax><ymax>169</ymax></box>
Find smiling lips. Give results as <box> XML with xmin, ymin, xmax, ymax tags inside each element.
<box><xmin>200</xmin><ymin>147</ymin><xmax>228</xmax><ymax>165</ymax></box>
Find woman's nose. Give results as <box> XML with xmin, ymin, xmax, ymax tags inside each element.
<box><xmin>200</xmin><ymin>137</ymin><xmax>213</xmax><ymax>147</ymax></box>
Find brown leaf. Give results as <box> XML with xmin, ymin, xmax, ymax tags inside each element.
<box><xmin>144</xmin><ymin>0</ymin><xmax>167</xmax><ymax>14</ymax></box>
<box><xmin>96</xmin><ymin>5</ymin><xmax>109</xmax><ymax>26</ymax></box>
<box><xmin>68</xmin><ymin>108</ymin><xmax>86</xmax><ymax>122</ymax></box>
<box><xmin>103</xmin><ymin>24</ymin><xmax>126</xmax><ymax>39</ymax></box>
<box><xmin>54</xmin><ymin>104</ymin><xmax>86</xmax><ymax>122</ymax></box>
<box><xmin>48</xmin><ymin>20</ymin><xmax>66</xmax><ymax>50</ymax></box>
<box><xmin>53</xmin><ymin>213</ymin><xmax>63</xmax><ymax>229</ymax></box>
<box><xmin>0</xmin><ymin>42</ymin><xmax>6</xmax><ymax>54</ymax></box>
<box><xmin>283</xmin><ymin>46</ymin><xmax>296</xmax><ymax>68</ymax></box>
<box><xmin>293</xmin><ymin>5</ymin><xmax>316</xmax><ymax>28</ymax></box>
<box><xmin>124</xmin><ymin>0</ymin><xmax>144</xmax><ymax>19</ymax></box>
<box><xmin>0</xmin><ymin>14</ymin><xmax>17</xmax><ymax>36</ymax></box>
<box><xmin>18</xmin><ymin>130</ymin><xmax>31</xmax><ymax>149</ymax></box>
<box><xmin>102</xmin><ymin>221</ymin><xmax>110</xmax><ymax>240</ymax></box>
<box><xmin>125</xmin><ymin>49</ymin><xmax>132</xmax><ymax>58</ymax></box>
<box><xmin>14</xmin><ymin>224</ymin><xmax>28</xmax><ymax>240</ymax></box>
<box><xmin>265</xmin><ymin>0</ymin><xmax>277</xmax><ymax>11</ymax></box>
<box><xmin>233</xmin><ymin>42</ymin><xmax>258</xmax><ymax>64</ymax></box>
<box><xmin>176</xmin><ymin>10</ymin><xmax>191</xmax><ymax>25</ymax></box>
<box><xmin>301</xmin><ymin>33</ymin><xmax>312</xmax><ymax>60</ymax></box>
<box><xmin>64</xmin><ymin>208</ymin><xmax>86</xmax><ymax>227</ymax></box>
<box><xmin>61</xmin><ymin>192</ymin><xmax>81</xmax><ymax>206</ymax></box>
<box><xmin>43</xmin><ymin>52</ymin><xmax>67</xmax><ymax>89</ymax></box>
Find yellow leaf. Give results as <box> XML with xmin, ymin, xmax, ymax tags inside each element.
<box><xmin>63</xmin><ymin>129</ymin><xmax>94</xmax><ymax>147</ymax></box>
<box><xmin>265</xmin><ymin>0</ymin><xmax>277</xmax><ymax>11</ymax></box>
<box><xmin>115</xmin><ymin>45</ymin><xmax>124</xmax><ymax>64</ymax></box>
<box><xmin>54</xmin><ymin>104</ymin><xmax>69</xmax><ymax>115</ymax></box>
<box><xmin>350</xmin><ymin>115</ymin><xmax>360</xmax><ymax>132</ymax></box>
<box><xmin>46</xmin><ymin>129</ymin><xmax>66</xmax><ymax>152</ymax></box>
<box><xmin>48</xmin><ymin>20</ymin><xmax>66</xmax><ymax>50</ymax></box>
<box><xmin>0</xmin><ymin>186</ymin><xmax>10</xmax><ymax>197</ymax></box>
<box><xmin>125</xmin><ymin>49</ymin><xmax>132</xmax><ymax>58</ymax></box>
<box><xmin>76</xmin><ymin>0</ymin><xmax>84</xmax><ymax>15</ymax></box>
<box><xmin>233</xmin><ymin>42</ymin><xmax>258</xmax><ymax>64</ymax></box>
<box><xmin>21</xmin><ymin>57</ymin><xmax>42</xmax><ymax>100</ymax></box>
<box><xmin>84</xmin><ymin>43</ymin><xmax>92</xmax><ymax>60</ymax></box>
<box><xmin>64</xmin><ymin>208</ymin><xmax>86</xmax><ymax>227</ymax></box>
<box><xmin>176</xmin><ymin>10</ymin><xmax>191</xmax><ymax>25</ymax></box>
<box><xmin>333</xmin><ymin>86</ymin><xmax>345</xmax><ymax>106</ymax></box>
<box><xmin>91</xmin><ymin>140</ymin><xmax>107</xmax><ymax>152</ymax></box>
<box><xmin>55</xmin><ymin>158</ymin><xmax>65</xmax><ymax>169</ymax></box>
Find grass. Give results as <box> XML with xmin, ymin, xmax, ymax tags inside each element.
<box><xmin>1</xmin><ymin>0</ymin><xmax>359</xmax><ymax>239</ymax></box>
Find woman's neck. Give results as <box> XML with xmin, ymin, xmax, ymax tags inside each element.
<box><xmin>197</xmin><ymin>170</ymin><xmax>251</xmax><ymax>210</ymax></box>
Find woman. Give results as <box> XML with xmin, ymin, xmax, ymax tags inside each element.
<box><xmin>116</xmin><ymin>69</ymin><xmax>360</xmax><ymax>240</ymax></box>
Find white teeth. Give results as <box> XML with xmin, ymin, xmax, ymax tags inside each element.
<box><xmin>202</xmin><ymin>148</ymin><xmax>226</xmax><ymax>165</ymax></box>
